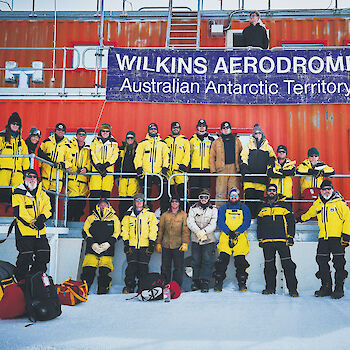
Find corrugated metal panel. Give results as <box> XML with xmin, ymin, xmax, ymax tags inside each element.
<box><xmin>1</xmin><ymin>100</ymin><xmax>349</xmax><ymax>199</ymax></box>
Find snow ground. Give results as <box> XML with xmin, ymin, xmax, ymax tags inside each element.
<box><xmin>1</xmin><ymin>282</ymin><xmax>350</xmax><ymax>350</ymax></box>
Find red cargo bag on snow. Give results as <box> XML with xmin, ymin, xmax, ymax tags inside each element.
<box><xmin>55</xmin><ymin>278</ymin><xmax>88</xmax><ymax>306</ymax></box>
<box><xmin>0</xmin><ymin>281</ymin><xmax>26</xmax><ymax>319</ymax></box>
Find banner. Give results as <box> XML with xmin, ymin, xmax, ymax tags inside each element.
<box><xmin>106</xmin><ymin>48</ymin><xmax>350</xmax><ymax>105</ymax></box>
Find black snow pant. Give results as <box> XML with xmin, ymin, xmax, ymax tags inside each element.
<box><xmin>89</xmin><ymin>190</ymin><xmax>110</xmax><ymax>214</ymax></box>
<box><xmin>262</xmin><ymin>241</ymin><xmax>298</xmax><ymax>292</ymax></box>
<box><xmin>124</xmin><ymin>247</ymin><xmax>150</xmax><ymax>291</ymax></box>
<box><xmin>14</xmin><ymin>235</ymin><xmax>50</xmax><ymax>281</ymax></box>
<box><xmin>67</xmin><ymin>196</ymin><xmax>86</xmax><ymax>221</ymax></box>
<box><xmin>244</xmin><ymin>187</ymin><xmax>265</xmax><ymax>219</ymax></box>
<box><xmin>213</xmin><ymin>252</ymin><xmax>249</xmax><ymax>284</ymax></box>
<box><xmin>189</xmin><ymin>169</ymin><xmax>211</xmax><ymax>200</ymax></box>
<box><xmin>81</xmin><ymin>265</ymin><xmax>112</xmax><ymax>293</ymax></box>
<box><xmin>161</xmin><ymin>247</ymin><xmax>185</xmax><ymax>287</ymax></box>
<box><xmin>316</xmin><ymin>237</ymin><xmax>348</xmax><ymax>285</ymax></box>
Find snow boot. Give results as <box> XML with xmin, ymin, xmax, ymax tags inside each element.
<box><xmin>289</xmin><ymin>290</ymin><xmax>299</xmax><ymax>298</ymax></box>
<box><xmin>122</xmin><ymin>286</ymin><xmax>134</xmax><ymax>294</ymax></box>
<box><xmin>97</xmin><ymin>286</ymin><xmax>109</xmax><ymax>295</ymax></box>
<box><xmin>262</xmin><ymin>288</ymin><xmax>275</xmax><ymax>295</ymax></box>
<box><xmin>331</xmin><ymin>283</ymin><xmax>344</xmax><ymax>299</ymax></box>
<box><xmin>238</xmin><ymin>276</ymin><xmax>247</xmax><ymax>292</ymax></box>
<box><xmin>314</xmin><ymin>282</ymin><xmax>332</xmax><ymax>297</ymax></box>
<box><xmin>200</xmin><ymin>280</ymin><xmax>209</xmax><ymax>293</ymax></box>
<box><xmin>191</xmin><ymin>279</ymin><xmax>200</xmax><ymax>291</ymax></box>
<box><xmin>214</xmin><ymin>279</ymin><xmax>223</xmax><ymax>292</ymax></box>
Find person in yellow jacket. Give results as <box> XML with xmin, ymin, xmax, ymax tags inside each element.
<box><xmin>189</xmin><ymin>119</ymin><xmax>215</xmax><ymax>199</ymax></box>
<box><xmin>89</xmin><ymin>123</ymin><xmax>119</xmax><ymax>213</ymax></box>
<box><xmin>121</xmin><ymin>193</ymin><xmax>158</xmax><ymax>293</ymax></box>
<box><xmin>299</xmin><ymin>180</ymin><xmax>350</xmax><ymax>299</ymax></box>
<box><xmin>213</xmin><ymin>187</ymin><xmax>251</xmax><ymax>292</ymax></box>
<box><xmin>115</xmin><ymin>131</ymin><xmax>139</xmax><ymax>218</ymax></box>
<box><xmin>240</xmin><ymin>124</ymin><xmax>276</xmax><ymax>218</ymax></box>
<box><xmin>12</xmin><ymin>169</ymin><xmax>51</xmax><ymax>281</ymax></box>
<box><xmin>80</xmin><ymin>198</ymin><xmax>121</xmax><ymax>294</ymax></box>
<box><xmin>296</xmin><ymin>147</ymin><xmax>335</xmax><ymax>195</ymax></box>
<box><xmin>67</xmin><ymin>128</ymin><xmax>91</xmax><ymax>221</ymax></box>
<box><xmin>0</xmin><ymin>112</ymin><xmax>30</xmax><ymax>204</ymax></box>
<box><xmin>164</xmin><ymin>122</ymin><xmax>190</xmax><ymax>200</ymax></box>
<box><xmin>267</xmin><ymin>144</ymin><xmax>295</xmax><ymax>211</ymax></box>
<box><xmin>210</xmin><ymin>121</ymin><xmax>242</xmax><ymax>208</ymax></box>
<box><xmin>38</xmin><ymin>123</ymin><xmax>71</xmax><ymax>216</ymax></box>
<box><xmin>134</xmin><ymin>123</ymin><xmax>169</xmax><ymax>213</ymax></box>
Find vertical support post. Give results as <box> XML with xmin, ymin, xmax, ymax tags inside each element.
<box><xmin>63</xmin><ymin>173</ymin><xmax>68</xmax><ymax>228</ymax></box>
<box><xmin>144</xmin><ymin>173</ymin><xmax>148</xmax><ymax>206</ymax></box>
<box><xmin>30</xmin><ymin>154</ymin><xmax>35</xmax><ymax>169</ymax></box>
<box><xmin>184</xmin><ymin>173</ymin><xmax>188</xmax><ymax>212</ymax></box>
<box><xmin>165</xmin><ymin>0</ymin><xmax>173</xmax><ymax>49</ymax></box>
<box><xmin>61</xmin><ymin>47</ymin><xmax>67</xmax><ymax>94</ymax></box>
<box><xmin>54</xmin><ymin>168</ymin><xmax>59</xmax><ymax>228</ymax></box>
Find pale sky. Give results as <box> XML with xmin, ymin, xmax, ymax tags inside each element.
<box><xmin>3</xmin><ymin>0</ymin><xmax>349</xmax><ymax>12</ymax></box>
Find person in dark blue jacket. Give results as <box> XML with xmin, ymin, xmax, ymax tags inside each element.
<box><xmin>213</xmin><ymin>187</ymin><xmax>251</xmax><ymax>292</ymax></box>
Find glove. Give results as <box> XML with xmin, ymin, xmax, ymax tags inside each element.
<box><xmin>99</xmin><ymin>242</ymin><xmax>111</xmax><ymax>252</ymax></box>
<box><xmin>229</xmin><ymin>231</ymin><xmax>239</xmax><ymax>240</ymax></box>
<box><xmin>155</xmin><ymin>243</ymin><xmax>162</xmax><ymax>254</ymax></box>
<box><xmin>341</xmin><ymin>237</ymin><xmax>349</xmax><ymax>247</ymax></box>
<box><xmin>240</xmin><ymin>163</ymin><xmax>247</xmax><ymax>177</ymax></box>
<box><xmin>179</xmin><ymin>243</ymin><xmax>188</xmax><ymax>252</ymax></box>
<box><xmin>34</xmin><ymin>214</ymin><xmax>46</xmax><ymax>230</ymax></box>
<box><xmin>161</xmin><ymin>167</ymin><xmax>169</xmax><ymax>178</ymax></box>
<box><xmin>258</xmin><ymin>241</ymin><xmax>264</xmax><ymax>248</ymax></box>
<box><xmin>29</xmin><ymin>220</ymin><xmax>37</xmax><ymax>229</ymax></box>
<box><xmin>123</xmin><ymin>240</ymin><xmax>132</xmax><ymax>255</ymax></box>
<box><xmin>146</xmin><ymin>240</ymin><xmax>155</xmax><ymax>256</ymax></box>
<box><xmin>295</xmin><ymin>217</ymin><xmax>303</xmax><ymax>224</ymax></box>
<box><xmin>136</xmin><ymin>167</ymin><xmax>144</xmax><ymax>179</ymax></box>
<box><xmin>92</xmin><ymin>243</ymin><xmax>103</xmax><ymax>254</ymax></box>
<box><xmin>178</xmin><ymin>164</ymin><xmax>187</xmax><ymax>173</ymax></box>
<box><xmin>286</xmin><ymin>237</ymin><xmax>294</xmax><ymax>246</ymax></box>
<box><xmin>268</xmin><ymin>157</ymin><xmax>276</xmax><ymax>167</ymax></box>
<box><xmin>59</xmin><ymin>162</ymin><xmax>66</xmax><ymax>170</ymax></box>
<box><xmin>228</xmin><ymin>231</ymin><xmax>239</xmax><ymax>249</ymax></box>
<box><xmin>195</xmin><ymin>229</ymin><xmax>207</xmax><ymax>242</ymax></box>
<box><xmin>95</xmin><ymin>163</ymin><xmax>103</xmax><ymax>173</ymax></box>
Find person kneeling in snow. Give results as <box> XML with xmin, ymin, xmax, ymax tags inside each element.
<box><xmin>81</xmin><ymin>198</ymin><xmax>121</xmax><ymax>294</ymax></box>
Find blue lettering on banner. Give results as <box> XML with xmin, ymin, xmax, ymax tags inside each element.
<box><xmin>106</xmin><ymin>48</ymin><xmax>350</xmax><ymax>105</ymax></box>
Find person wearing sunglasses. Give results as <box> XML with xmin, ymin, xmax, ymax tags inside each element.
<box><xmin>299</xmin><ymin>180</ymin><xmax>350</xmax><ymax>299</ymax></box>
<box><xmin>134</xmin><ymin>122</ymin><xmax>170</xmax><ymax>213</ymax></box>
<box><xmin>267</xmin><ymin>144</ymin><xmax>296</xmax><ymax>211</ymax></box>
<box><xmin>214</xmin><ymin>187</ymin><xmax>251</xmax><ymax>292</ymax></box>
<box><xmin>12</xmin><ymin>169</ymin><xmax>51</xmax><ymax>281</ymax></box>
<box><xmin>89</xmin><ymin>123</ymin><xmax>119</xmax><ymax>214</ymax></box>
<box><xmin>0</xmin><ymin>112</ymin><xmax>30</xmax><ymax>204</ymax></box>
<box><xmin>115</xmin><ymin>130</ymin><xmax>139</xmax><ymax>218</ymax></box>
<box><xmin>187</xmin><ymin>190</ymin><xmax>218</xmax><ymax>292</ymax></box>
<box><xmin>210</xmin><ymin>121</ymin><xmax>242</xmax><ymax>208</ymax></box>
<box><xmin>240</xmin><ymin>124</ymin><xmax>276</xmax><ymax>218</ymax></box>
<box><xmin>242</xmin><ymin>10</ymin><xmax>269</xmax><ymax>49</ymax></box>
<box><xmin>66</xmin><ymin>128</ymin><xmax>91</xmax><ymax>222</ymax></box>
<box><xmin>121</xmin><ymin>193</ymin><xmax>158</xmax><ymax>294</ymax></box>
<box><xmin>257</xmin><ymin>183</ymin><xmax>299</xmax><ymax>297</ymax></box>
<box><xmin>25</xmin><ymin>127</ymin><xmax>41</xmax><ymax>155</ymax></box>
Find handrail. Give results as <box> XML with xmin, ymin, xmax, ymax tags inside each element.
<box><xmin>138</xmin><ymin>6</ymin><xmax>193</xmax><ymax>12</ymax></box>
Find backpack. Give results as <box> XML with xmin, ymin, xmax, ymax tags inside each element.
<box><xmin>137</xmin><ymin>273</ymin><xmax>167</xmax><ymax>301</ymax></box>
<box><xmin>0</xmin><ymin>261</ymin><xmax>16</xmax><ymax>301</ymax></box>
<box><xmin>24</xmin><ymin>271</ymin><xmax>62</xmax><ymax>322</ymax></box>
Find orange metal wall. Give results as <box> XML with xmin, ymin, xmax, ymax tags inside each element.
<box><xmin>1</xmin><ymin>99</ymin><xmax>349</xmax><ymax>199</ymax></box>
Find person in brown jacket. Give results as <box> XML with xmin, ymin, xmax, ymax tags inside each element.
<box><xmin>155</xmin><ymin>196</ymin><xmax>190</xmax><ymax>287</ymax></box>
<box><xmin>210</xmin><ymin>121</ymin><xmax>242</xmax><ymax>208</ymax></box>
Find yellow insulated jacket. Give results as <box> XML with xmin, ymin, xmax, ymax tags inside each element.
<box><xmin>121</xmin><ymin>207</ymin><xmax>158</xmax><ymax>248</ymax></box>
<box><xmin>38</xmin><ymin>134</ymin><xmax>71</xmax><ymax>189</ymax></box>
<box><xmin>296</xmin><ymin>159</ymin><xmax>335</xmax><ymax>193</ymax></box>
<box><xmin>90</xmin><ymin>136</ymin><xmax>119</xmax><ymax>172</ymax></box>
<box><xmin>267</xmin><ymin>159</ymin><xmax>296</xmax><ymax>198</ymax></box>
<box><xmin>164</xmin><ymin>135</ymin><xmax>190</xmax><ymax>172</ymax></box>
<box><xmin>67</xmin><ymin>138</ymin><xmax>91</xmax><ymax>197</ymax></box>
<box><xmin>301</xmin><ymin>191</ymin><xmax>350</xmax><ymax>240</ymax></box>
<box><xmin>189</xmin><ymin>133</ymin><xmax>214</xmax><ymax>171</ymax></box>
<box><xmin>134</xmin><ymin>134</ymin><xmax>169</xmax><ymax>174</ymax></box>
<box><xmin>12</xmin><ymin>182</ymin><xmax>51</xmax><ymax>238</ymax></box>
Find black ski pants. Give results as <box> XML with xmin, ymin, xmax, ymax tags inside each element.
<box><xmin>81</xmin><ymin>266</ymin><xmax>112</xmax><ymax>292</ymax></box>
<box><xmin>161</xmin><ymin>247</ymin><xmax>184</xmax><ymax>287</ymax></box>
<box><xmin>124</xmin><ymin>247</ymin><xmax>150</xmax><ymax>290</ymax></box>
<box><xmin>213</xmin><ymin>252</ymin><xmax>249</xmax><ymax>283</ymax></box>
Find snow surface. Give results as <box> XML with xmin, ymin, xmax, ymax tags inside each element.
<box><xmin>1</xmin><ymin>282</ymin><xmax>350</xmax><ymax>350</ymax></box>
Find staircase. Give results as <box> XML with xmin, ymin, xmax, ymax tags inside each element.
<box><xmin>166</xmin><ymin>1</ymin><xmax>201</xmax><ymax>50</ymax></box>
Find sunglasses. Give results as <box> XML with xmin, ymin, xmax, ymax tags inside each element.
<box><xmin>309</xmin><ymin>155</ymin><xmax>318</xmax><ymax>157</ymax></box>
<box><xmin>278</xmin><ymin>150</ymin><xmax>286</xmax><ymax>153</ymax></box>
<box><xmin>126</xmin><ymin>136</ymin><xmax>134</xmax><ymax>139</ymax></box>
<box><xmin>171</xmin><ymin>200</ymin><xmax>180</xmax><ymax>203</ymax></box>
<box><xmin>199</xmin><ymin>195</ymin><xmax>210</xmax><ymax>200</ymax></box>
<box><xmin>149</xmin><ymin>128</ymin><xmax>157</xmax><ymax>131</ymax></box>
<box><xmin>267</xmin><ymin>189</ymin><xmax>277</xmax><ymax>192</ymax></box>
<box><xmin>321</xmin><ymin>187</ymin><xmax>332</xmax><ymax>191</ymax></box>
<box><xmin>135</xmin><ymin>198</ymin><xmax>144</xmax><ymax>202</ymax></box>
<box><xmin>222</xmin><ymin>126</ymin><xmax>230</xmax><ymax>130</ymax></box>
<box><xmin>101</xmin><ymin>130</ymin><xmax>110</xmax><ymax>133</ymax></box>
<box><xmin>77</xmin><ymin>133</ymin><xmax>86</xmax><ymax>136</ymax></box>
<box><xmin>26</xmin><ymin>174</ymin><xmax>38</xmax><ymax>179</ymax></box>
<box><xmin>254</xmin><ymin>131</ymin><xmax>262</xmax><ymax>135</ymax></box>
<box><xmin>230</xmin><ymin>193</ymin><xmax>239</xmax><ymax>197</ymax></box>
<box><xmin>11</xmin><ymin>122</ymin><xmax>20</xmax><ymax>126</ymax></box>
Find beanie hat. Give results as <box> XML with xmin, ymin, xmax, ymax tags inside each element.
<box><xmin>55</xmin><ymin>123</ymin><xmax>66</xmax><ymax>132</ymax></box>
<box><xmin>99</xmin><ymin>123</ymin><xmax>112</xmax><ymax>132</ymax></box>
<box><xmin>320</xmin><ymin>179</ymin><xmax>333</xmax><ymax>189</ymax></box>
<box><xmin>126</xmin><ymin>131</ymin><xmax>136</xmax><ymax>138</ymax></box>
<box><xmin>199</xmin><ymin>189</ymin><xmax>210</xmax><ymax>198</ymax></box>
<box><xmin>7</xmin><ymin>112</ymin><xmax>22</xmax><ymax>128</ymax></box>
<box><xmin>171</xmin><ymin>122</ymin><xmax>181</xmax><ymax>129</ymax></box>
<box><xmin>148</xmin><ymin>123</ymin><xmax>158</xmax><ymax>131</ymax></box>
<box><xmin>267</xmin><ymin>183</ymin><xmax>278</xmax><ymax>191</ymax></box>
<box><xmin>220</xmin><ymin>121</ymin><xmax>231</xmax><ymax>130</ymax></box>
<box><xmin>24</xmin><ymin>168</ymin><xmax>39</xmax><ymax>179</ymax></box>
<box><xmin>229</xmin><ymin>187</ymin><xmax>240</xmax><ymax>197</ymax></box>
<box><xmin>307</xmin><ymin>147</ymin><xmax>319</xmax><ymax>157</ymax></box>
<box><xmin>76</xmin><ymin>128</ymin><xmax>86</xmax><ymax>135</ymax></box>
<box><xmin>196</xmin><ymin>119</ymin><xmax>207</xmax><ymax>128</ymax></box>
<box><xmin>170</xmin><ymin>195</ymin><xmax>181</xmax><ymax>203</ymax></box>
<box><xmin>29</xmin><ymin>127</ymin><xmax>41</xmax><ymax>139</ymax></box>
<box><xmin>169</xmin><ymin>281</ymin><xmax>181</xmax><ymax>299</ymax></box>
<box><xmin>277</xmin><ymin>145</ymin><xmax>287</xmax><ymax>153</ymax></box>
<box><xmin>252</xmin><ymin>123</ymin><xmax>263</xmax><ymax>135</ymax></box>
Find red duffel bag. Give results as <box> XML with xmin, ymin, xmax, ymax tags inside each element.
<box><xmin>0</xmin><ymin>281</ymin><xmax>26</xmax><ymax>319</ymax></box>
<box><xmin>55</xmin><ymin>278</ymin><xmax>88</xmax><ymax>306</ymax></box>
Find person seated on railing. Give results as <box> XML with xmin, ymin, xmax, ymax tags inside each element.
<box><xmin>134</xmin><ymin>122</ymin><xmax>170</xmax><ymax>214</ymax></box>
<box><xmin>67</xmin><ymin>128</ymin><xmax>91</xmax><ymax>222</ymax></box>
<box><xmin>242</xmin><ymin>10</ymin><xmax>269</xmax><ymax>49</ymax></box>
<box><xmin>210</xmin><ymin>121</ymin><xmax>242</xmax><ymax>208</ymax></box>
<box><xmin>240</xmin><ymin>124</ymin><xmax>276</xmax><ymax>219</ymax></box>
<box><xmin>0</xmin><ymin>112</ymin><xmax>30</xmax><ymax>205</ymax></box>
<box><xmin>37</xmin><ymin>123</ymin><xmax>71</xmax><ymax>217</ymax></box>
<box><xmin>267</xmin><ymin>145</ymin><xmax>296</xmax><ymax>212</ymax></box>
<box><xmin>115</xmin><ymin>130</ymin><xmax>139</xmax><ymax>219</ymax></box>
<box><xmin>164</xmin><ymin>122</ymin><xmax>190</xmax><ymax>202</ymax></box>
<box><xmin>189</xmin><ymin>119</ymin><xmax>215</xmax><ymax>200</ymax></box>
<box><xmin>89</xmin><ymin>123</ymin><xmax>119</xmax><ymax>214</ymax></box>
<box><xmin>25</xmin><ymin>127</ymin><xmax>41</xmax><ymax>155</ymax></box>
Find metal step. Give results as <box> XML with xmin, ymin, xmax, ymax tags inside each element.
<box><xmin>170</xmin><ymin>23</ymin><xmax>197</xmax><ymax>26</ymax></box>
<box><xmin>170</xmin><ymin>29</ymin><xmax>197</xmax><ymax>32</ymax></box>
<box><xmin>170</xmin><ymin>37</ymin><xmax>197</xmax><ymax>40</ymax></box>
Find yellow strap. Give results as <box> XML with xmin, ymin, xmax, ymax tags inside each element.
<box><xmin>65</xmin><ymin>285</ymin><xmax>88</xmax><ymax>303</ymax></box>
